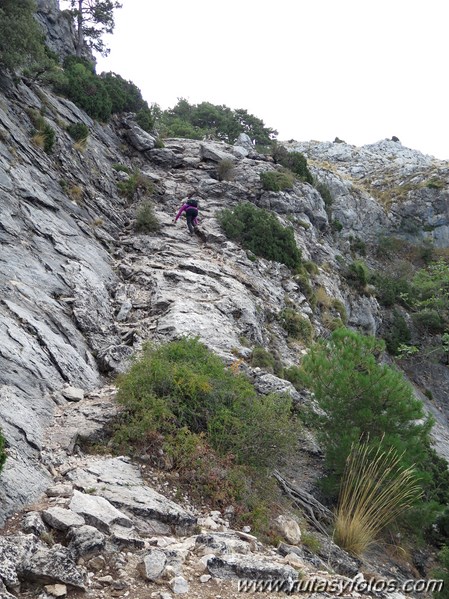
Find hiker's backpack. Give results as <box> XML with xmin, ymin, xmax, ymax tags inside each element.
<box><xmin>186</xmin><ymin>198</ymin><xmax>198</xmax><ymax>208</ymax></box>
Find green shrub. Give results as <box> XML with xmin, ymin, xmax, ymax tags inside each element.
<box><xmin>217</xmin><ymin>158</ymin><xmax>235</xmax><ymax>182</ymax></box>
<box><xmin>272</xmin><ymin>144</ymin><xmax>314</xmax><ymax>184</ymax></box>
<box><xmin>372</xmin><ymin>272</ymin><xmax>412</xmax><ymax>307</ymax></box>
<box><xmin>332</xmin><ymin>299</ymin><xmax>347</xmax><ymax>324</ymax></box>
<box><xmin>114</xmin><ymin>337</ymin><xmax>299</xmax><ymax>470</ymax></box>
<box><xmin>135</xmin><ymin>201</ymin><xmax>160</xmax><ymax>233</ymax></box>
<box><xmin>410</xmin><ymin>259</ymin><xmax>449</xmax><ymax>324</ymax></box>
<box><xmin>55</xmin><ymin>57</ymin><xmax>112</xmax><ymax>122</ymax></box>
<box><xmin>158</xmin><ymin>99</ymin><xmax>277</xmax><ymax>146</ymax></box>
<box><xmin>315</xmin><ymin>181</ymin><xmax>333</xmax><ymax>211</ymax></box>
<box><xmin>384</xmin><ymin>310</ymin><xmax>411</xmax><ymax>355</ymax></box>
<box><xmin>117</xmin><ymin>170</ymin><xmax>153</xmax><ymax>202</ymax></box>
<box><xmin>0</xmin><ymin>0</ymin><xmax>56</xmax><ymax>74</ymax></box>
<box><xmin>432</xmin><ymin>545</ymin><xmax>449</xmax><ymax>599</ymax></box>
<box><xmin>349</xmin><ymin>236</ymin><xmax>366</xmax><ymax>256</ymax></box>
<box><xmin>28</xmin><ymin>109</ymin><xmax>55</xmax><ymax>154</ymax></box>
<box><xmin>412</xmin><ymin>309</ymin><xmax>445</xmax><ymax>334</ymax></box>
<box><xmin>67</xmin><ymin>122</ymin><xmax>89</xmax><ymax>142</ymax></box>
<box><xmin>260</xmin><ymin>170</ymin><xmax>295</xmax><ymax>192</ymax></box>
<box><xmin>250</xmin><ymin>346</ymin><xmax>275</xmax><ymax>372</ymax></box>
<box><xmin>112</xmin><ymin>163</ymin><xmax>132</xmax><ymax>174</ymax></box>
<box><xmin>331</xmin><ymin>219</ymin><xmax>343</xmax><ymax>232</ymax></box>
<box><xmin>283</xmin><ymin>365</ymin><xmax>303</xmax><ymax>390</ymax></box>
<box><xmin>280</xmin><ymin>308</ymin><xmax>313</xmax><ymax>343</ymax></box>
<box><xmin>218</xmin><ymin>202</ymin><xmax>302</xmax><ymax>270</ymax></box>
<box><xmin>345</xmin><ymin>260</ymin><xmax>370</xmax><ymax>290</ymax></box>
<box><xmin>299</xmin><ymin>327</ymin><xmax>433</xmax><ymax>497</ymax></box>
<box><xmin>0</xmin><ymin>428</ymin><xmax>6</xmax><ymax>473</ymax></box>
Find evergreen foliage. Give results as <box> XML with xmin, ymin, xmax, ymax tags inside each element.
<box><xmin>218</xmin><ymin>202</ymin><xmax>302</xmax><ymax>270</ymax></box>
<box><xmin>55</xmin><ymin>56</ymin><xmax>112</xmax><ymax>121</ymax></box>
<box><xmin>159</xmin><ymin>98</ymin><xmax>277</xmax><ymax>145</ymax></box>
<box><xmin>114</xmin><ymin>337</ymin><xmax>298</xmax><ymax>470</ymax></box>
<box><xmin>384</xmin><ymin>310</ymin><xmax>411</xmax><ymax>355</ymax></box>
<box><xmin>260</xmin><ymin>170</ymin><xmax>295</xmax><ymax>192</ymax></box>
<box><xmin>299</xmin><ymin>328</ymin><xmax>433</xmax><ymax>496</ymax></box>
<box><xmin>53</xmin><ymin>58</ymin><xmax>156</xmax><ymax>129</ymax></box>
<box><xmin>62</xmin><ymin>0</ymin><xmax>122</xmax><ymax>57</ymax></box>
<box><xmin>280</xmin><ymin>308</ymin><xmax>313</xmax><ymax>343</ymax></box>
<box><xmin>135</xmin><ymin>201</ymin><xmax>160</xmax><ymax>233</ymax></box>
<box><xmin>0</xmin><ymin>0</ymin><xmax>55</xmax><ymax>75</ymax></box>
<box><xmin>272</xmin><ymin>144</ymin><xmax>314</xmax><ymax>184</ymax></box>
<box><xmin>67</xmin><ymin>122</ymin><xmax>89</xmax><ymax>142</ymax></box>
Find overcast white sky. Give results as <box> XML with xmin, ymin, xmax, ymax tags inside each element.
<box><xmin>94</xmin><ymin>0</ymin><xmax>449</xmax><ymax>160</ymax></box>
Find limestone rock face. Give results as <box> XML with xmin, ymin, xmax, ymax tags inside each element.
<box><xmin>1</xmin><ymin>63</ymin><xmax>449</xmax><ymax>541</ymax></box>
<box><xmin>35</xmin><ymin>0</ymin><xmax>93</xmax><ymax>62</ymax></box>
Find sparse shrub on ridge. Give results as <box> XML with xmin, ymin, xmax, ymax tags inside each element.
<box><xmin>217</xmin><ymin>158</ymin><xmax>235</xmax><ymax>182</ymax></box>
<box><xmin>135</xmin><ymin>201</ymin><xmax>160</xmax><ymax>233</ymax></box>
<box><xmin>218</xmin><ymin>202</ymin><xmax>302</xmax><ymax>270</ymax></box>
<box><xmin>250</xmin><ymin>346</ymin><xmax>275</xmax><ymax>372</ymax></box>
<box><xmin>260</xmin><ymin>170</ymin><xmax>295</xmax><ymax>192</ymax></box>
<box><xmin>272</xmin><ymin>143</ymin><xmax>314</xmax><ymax>184</ymax></box>
<box><xmin>280</xmin><ymin>308</ymin><xmax>313</xmax><ymax>343</ymax></box>
<box><xmin>67</xmin><ymin>122</ymin><xmax>89</xmax><ymax>142</ymax></box>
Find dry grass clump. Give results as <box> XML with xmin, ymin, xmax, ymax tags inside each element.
<box><xmin>333</xmin><ymin>439</ymin><xmax>421</xmax><ymax>556</ymax></box>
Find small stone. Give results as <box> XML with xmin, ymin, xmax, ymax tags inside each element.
<box><xmin>42</xmin><ymin>507</ymin><xmax>85</xmax><ymax>531</ymax></box>
<box><xmin>242</xmin><ymin>526</ymin><xmax>251</xmax><ymax>533</ymax></box>
<box><xmin>284</xmin><ymin>552</ymin><xmax>304</xmax><ymax>568</ymax></box>
<box><xmin>97</xmin><ymin>575</ymin><xmax>113</xmax><ymax>584</ymax></box>
<box><xmin>170</xmin><ymin>575</ymin><xmax>189</xmax><ymax>594</ymax></box>
<box><xmin>138</xmin><ymin>549</ymin><xmax>167</xmax><ymax>581</ymax></box>
<box><xmin>200</xmin><ymin>574</ymin><xmax>211</xmax><ymax>583</ymax></box>
<box><xmin>61</xmin><ymin>386</ymin><xmax>84</xmax><ymax>402</ymax></box>
<box><xmin>22</xmin><ymin>512</ymin><xmax>47</xmax><ymax>536</ymax></box>
<box><xmin>275</xmin><ymin>515</ymin><xmax>301</xmax><ymax>545</ymax></box>
<box><xmin>46</xmin><ymin>484</ymin><xmax>73</xmax><ymax>498</ymax></box>
<box><xmin>87</xmin><ymin>555</ymin><xmax>106</xmax><ymax>572</ymax></box>
<box><xmin>44</xmin><ymin>584</ymin><xmax>67</xmax><ymax>597</ymax></box>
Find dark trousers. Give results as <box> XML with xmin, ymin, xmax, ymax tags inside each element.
<box><xmin>186</xmin><ymin>208</ymin><xmax>198</xmax><ymax>234</ymax></box>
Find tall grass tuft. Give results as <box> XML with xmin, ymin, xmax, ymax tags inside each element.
<box><xmin>334</xmin><ymin>439</ymin><xmax>422</xmax><ymax>556</ymax></box>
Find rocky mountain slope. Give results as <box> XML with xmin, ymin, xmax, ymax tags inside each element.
<box><xmin>1</xmin><ymin>35</ymin><xmax>449</xmax><ymax>597</ymax></box>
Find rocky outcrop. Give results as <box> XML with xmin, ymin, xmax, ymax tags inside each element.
<box><xmin>1</xmin><ymin>60</ymin><xmax>449</xmax><ymax>598</ymax></box>
<box><xmin>288</xmin><ymin>138</ymin><xmax>449</xmax><ymax>246</ymax></box>
<box><xmin>35</xmin><ymin>0</ymin><xmax>93</xmax><ymax>63</ymax></box>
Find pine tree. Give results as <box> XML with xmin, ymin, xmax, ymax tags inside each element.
<box><xmin>299</xmin><ymin>327</ymin><xmax>433</xmax><ymax>496</ymax></box>
<box><xmin>63</xmin><ymin>0</ymin><xmax>122</xmax><ymax>57</ymax></box>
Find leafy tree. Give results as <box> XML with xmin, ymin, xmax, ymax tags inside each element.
<box><xmin>62</xmin><ymin>0</ymin><xmax>122</xmax><ymax>56</ymax></box>
<box><xmin>299</xmin><ymin>328</ymin><xmax>433</xmax><ymax>497</ymax></box>
<box><xmin>0</xmin><ymin>0</ymin><xmax>54</xmax><ymax>74</ymax></box>
<box><xmin>159</xmin><ymin>99</ymin><xmax>277</xmax><ymax>146</ymax></box>
<box><xmin>101</xmin><ymin>72</ymin><xmax>155</xmax><ymax>131</ymax></box>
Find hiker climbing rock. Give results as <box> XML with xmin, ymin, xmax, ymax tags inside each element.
<box><xmin>174</xmin><ymin>193</ymin><xmax>199</xmax><ymax>235</ymax></box>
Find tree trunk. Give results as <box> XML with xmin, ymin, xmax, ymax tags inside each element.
<box><xmin>76</xmin><ymin>0</ymin><xmax>84</xmax><ymax>56</ymax></box>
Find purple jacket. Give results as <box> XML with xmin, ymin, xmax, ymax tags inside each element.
<box><xmin>175</xmin><ymin>203</ymin><xmax>199</xmax><ymax>223</ymax></box>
